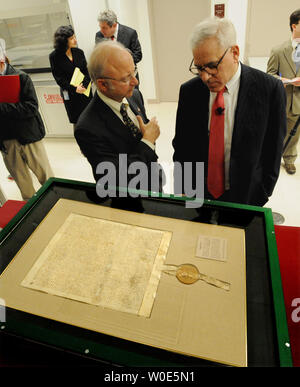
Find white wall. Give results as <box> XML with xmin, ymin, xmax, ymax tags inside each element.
<box><xmin>246</xmin><ymin>0</ymin><xmax>299</xmax><ymax>58</ymax></box>
<box><xmin>107</xmin><ymin>0</ymin><xmax>157</xmax><ymax>100</ymax></box>
<box><xmin>150</xmin><ymin>0</ymin><xmax>211</xmax><ymax>102</ymax></box>
<box><xmin>0</xmin><ymin>0</ymin><xmax>67</xmax><ymax>18</ymax></box>
<box><xmin>67</xmin><ymin>0</ymin><xmax>106</xmax><ymax>59</ymax></box>
<box><xmin>210</xmin><ymin>0</ymin><xmax>248</xmax><ymax>62</ymax></box>
<box><xmin>227</xmin><ymin>0</ymin><xmax>248</xmax><ymax>62</ymax></box>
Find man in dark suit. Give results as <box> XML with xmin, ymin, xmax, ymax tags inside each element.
<box><xmin>95</xmin><ymin>10</ymin><xmax>142</xmax><ymax>66</ymax></box>
<box><xmin>75</xmin><ymin>40</ymin><xmax>160</xmax><ymax>200</ymax></box>
<box><xmin>172</xmin><ymin>17</ymin><xmax>286</xmax><ymax>207</ymax></box>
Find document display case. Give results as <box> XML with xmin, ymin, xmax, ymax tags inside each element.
<box><xmin>0</xmin><ymin>178</ymin><xmax>293</xmax><ymax>367</ymax></box>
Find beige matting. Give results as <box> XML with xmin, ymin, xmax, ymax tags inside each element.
<box><xmin>0</xmin><ymin>198</ymin><xmax>247</xmax><ymax>366</ymax></box>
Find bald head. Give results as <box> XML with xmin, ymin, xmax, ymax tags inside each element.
<box><xmin>89</xmin><ymin>40</ymin><xmax>138</xmax><ymax>102</ymax></box>
<box><xmin>88</xmin><ymin>40</ymin><xmax>131</xmax><ymax>83</ymax></box>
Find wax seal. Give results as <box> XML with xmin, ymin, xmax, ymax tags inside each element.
<box><xmin>176</xmin><ymin>264</ymin><xmax>199</xmax><ymax>285</ymax></box>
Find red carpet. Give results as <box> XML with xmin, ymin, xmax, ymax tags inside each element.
<box><xmin>0</xmin><ymin>200</ymin><xmax>26</xmax><ymax>229</ymax></box>
<box><xmin>275</xmin><ymin>225</ymin><xmax>300</xmax><ymax>367</ymax></box>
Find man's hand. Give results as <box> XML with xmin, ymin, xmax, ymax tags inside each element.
<box><xmin>136</xmin><ymin>115</ymin><xmax>160</xmax><ymax>144</ymax></box>
<box><xmin>291</xmin><ymin>77</ymin><xmax>300</xmax><ymax>87</ymax></box>
<box><xmin>76</xmin><ymin>83</ymin><xmax>87</xmax><ymax>94</ymax></box>
<box><xmin>280</xmin><ymin>76</ymin><xmax>300</xmax><ymax>87</ymax></box>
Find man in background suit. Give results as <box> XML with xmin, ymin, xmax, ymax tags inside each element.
<box><xmin>75</xmin><ymin>40</ymin><xmax>160</xmax><ymax>199</ymax></box>
<box><xmin>267</xmin><ymin>8</ymin><xmax>300</xmax><ymax>175</ymax></box>
<box><xmin>95</xmin><ymin>10</ymin><xmax>142</xmax><ymax>66</ymax></box>
<box><xmin>172</xmin><ymin>17</ymin><xmax>286</xmax><ymax>207</ymax></box>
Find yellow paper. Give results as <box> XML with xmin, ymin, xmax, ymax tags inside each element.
<box><xmin>70</xmin><ymin>67</ymin><xmax>91</xmax><ymax>97</ymax></box>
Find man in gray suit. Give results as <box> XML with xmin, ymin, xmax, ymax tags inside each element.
<box><xmin>173</xmin><ymin>17</ymin><xmax>286</xmax><ymax>207</ymax></box>
<box><xmin>267</xmin><ymin>9</ymin><xmax>300</xmax><ymax>175</ymax></box>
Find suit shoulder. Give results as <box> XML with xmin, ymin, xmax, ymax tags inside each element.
<box><xmin>119</xmin><ymin>23</ymin><xmax>136</xmax><ymax>34</ymax></box>
<box><xmin>242</xmin><ymin>64</ymin><xmax>284</xmax><ymax>96</ymax></box>
<box><xmin>180</xmin><ymin>76</ymin><xmax>206</xmax><ymax>93</ymax></box>
<box><xmin>12</xmin><ymin>67</ymin><xmax>31</xmax><ymax>83</ymax></box>
<box><xmin>49</xmin><ymin>50</ymin><xmax>57</xmax><ymax>59</ymax></box>
<box><xmin>73</xmin><ymin>47</ymin><xmax>84</xmax><ymax>55</ymax></box>
<box><xmin>243</xmin><ymin>64</ymin><xmax>279</xmax><ymax>83</ymax></box>
<box><xmin>49</xmin><ymin>49</ymin><xmax>64</xmax><ymax>62</ymax></box>
<box><xmin>76</xmin><ymin>95</ymin><xmax>105</xmax><ymax>131</ymax></box>
<box><xmin>270</xmin><ymin>40</ymin><xmax>291</xmax><ymax>54</ymax></box>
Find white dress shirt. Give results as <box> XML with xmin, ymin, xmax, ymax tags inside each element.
<box><xmin>111</xmin><ymin>23</ymin><xmax>119</xmax><ymax>41</ymax></box>
<box><xmin>97</xmin><ymin>90</ymin><xmax>155</xmax><ymax>150</ymax></box>
<box><xmin>208</xmin><ymin>62</ymin><xmax>241</xmax><ymax>190</ymax></box>
<box><xmin>292</xmin><ymin>38</ymin><xmax>300</xmax><ymax>72</ymax></box>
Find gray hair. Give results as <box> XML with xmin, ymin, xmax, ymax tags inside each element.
<box><xmin>97</xmin><ymin>10</ymin><xmax>118</xmax><ymax>27</ymax></box>
<box><xmin>88</xmin><ymin>40</ymin><xmax>126</xmax><ymax>83</ymax></box>
<box><xmin>190</xmin><ymin>17</ymin><xmax>237</xmax><ymax>50</ymax></box>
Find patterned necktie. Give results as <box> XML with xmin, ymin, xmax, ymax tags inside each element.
<box><xmin>120</xmin><ymin>103</ymin><xmax>142</xmax><ymax>140</ymax></box>
<box><xmin>207</xmin><ymin>87</ymin><xmax>226</xmax><ymax>199</ymax></box>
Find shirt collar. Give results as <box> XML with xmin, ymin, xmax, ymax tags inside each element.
<box><xmin>114</xmin><ymin>23</ymin><xmax>119</xmax><ymax>40</ymax></box>
<box><xmin>226</xmin><ymin>62</ymin><xmax>241</xmax><ymax>94</ymax></box>
<box><xmin>97</xmin><ymin>89</ymin><xmax>127</xmax><ymax>110</ymax></box>
<box><xmin>292</xmin><ymin>37</ymin><xmax>300</xmax><ymax>50</ymax></box>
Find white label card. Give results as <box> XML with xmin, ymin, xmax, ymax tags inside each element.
<box><xmin>196</xmin><ymin>235</ymin><xmax>227</xmax><ymax>262</ymax></box>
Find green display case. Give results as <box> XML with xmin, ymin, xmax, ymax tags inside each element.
<box><xmin>0</xmin><ymin>178</ymin><xmax>293</xmax><ymax>367</ymax></box>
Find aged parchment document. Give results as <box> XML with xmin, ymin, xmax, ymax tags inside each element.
<box><xmin>21</xmin><ymin>213</ymin><xmax>172</xmax><ymax>317</ymax></box>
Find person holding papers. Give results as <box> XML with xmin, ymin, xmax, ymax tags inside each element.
<box><xmin>0</xmin><ymin>38</ymin><xmax>54</xmax><ymax>201</ymax></box>
<box><xmin>267</xmin><ymin>9</ymin><xmax>300</xmax><ymax>175</ymax></box>
<box><xmin>49</xmin><ymin>25</ymin><xmax>92</xmax><ymax>126</ymax></box>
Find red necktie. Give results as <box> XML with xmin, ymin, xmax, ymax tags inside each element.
<box><xmin>207</xmin><ymin>87</ymin><xmax>225</xmax><ymax>199</ymax></box>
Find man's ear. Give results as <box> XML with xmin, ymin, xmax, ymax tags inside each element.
<box><xmin>231</xmin><ymin>45</ymin><xmax>240</xmax><ymax>63</ymax></box>
<box><xmin>97</xmin><ymin>78</ymin><xmax>108</xmax><ymax>92</ymax></box>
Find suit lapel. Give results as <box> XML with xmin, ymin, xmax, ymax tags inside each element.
<box><xmin>283</xmin><ymin>41</ymin><xmax>296</xmax><ymax>75</ymax></box>
<box><xmin>128</xmin><ymin>97</ymin><xmax>146</xmax><ymax>121</ymax></box>
<box><xmin>231</xmin><ymin>64</ymin><xmax>257</xmax><ymax>149</ymax></box>
<box><xmin>233</xmin><ymin>64</ymin><xmax>253</xmax><ymax>126</ymax></box>
<box><xmin>94</xmin><ymin>94</ymin><xmax>138</xmax><ymax>144</ymax></box>
<box><xmin>94</xmin><ymin>94</ymin><xmax>130</xmax><ymax>140</ymax></box>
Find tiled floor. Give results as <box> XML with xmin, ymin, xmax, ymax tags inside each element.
<box><xmin>0</xmin><ymin>102</ymin><xmax>299</xmax><ymax>226</ymax></box>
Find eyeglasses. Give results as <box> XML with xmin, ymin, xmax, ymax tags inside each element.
<box><xmin>100</xmin><ymin>66</ymin><xmax>138</xmax><ymax>84</ymax></box>
<box><xmin>189</xmin><ymin>48</ymin><xmax>230</xmax><ymax>76</ymax></box>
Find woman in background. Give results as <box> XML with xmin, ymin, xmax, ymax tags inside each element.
<box><xmin>49</xmin><ymin>25</ymin><xmax>92</xmax><ymax>126</ymax></box>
